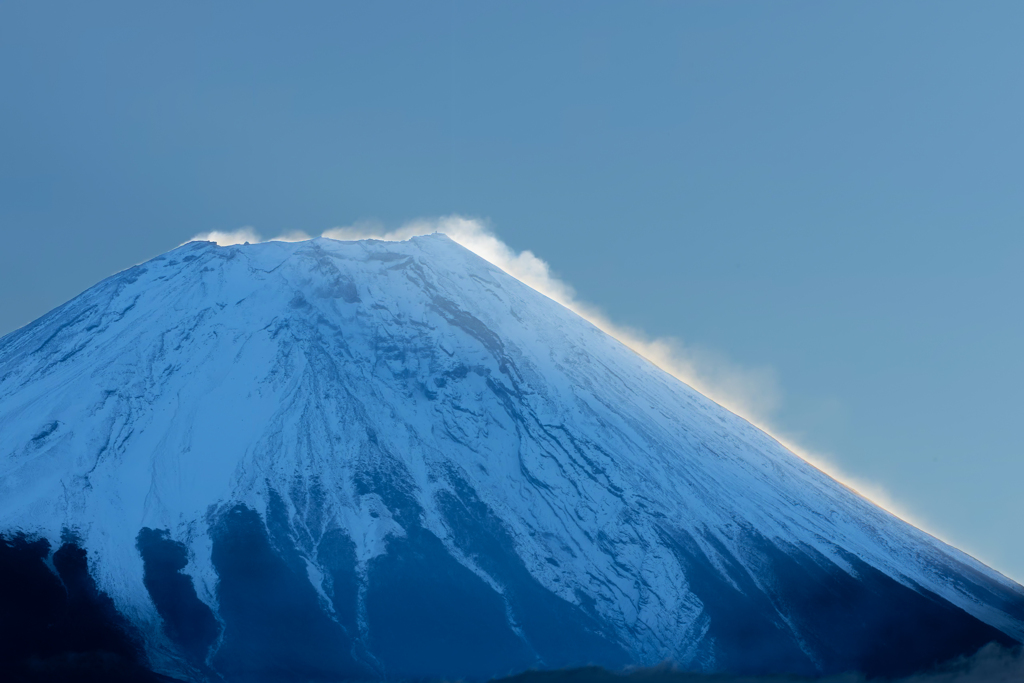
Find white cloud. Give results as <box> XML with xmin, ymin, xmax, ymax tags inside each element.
<box><xmin>326</xmin><ymin>216</ymin><xmax>934</xmax><ymax>529</ymax></box>
<box><xmin>188</xmin><ymin>228</ymin><xmax>312</xmax><ymax>246</ymax></box>
<box><xmin>193</xmin><ymin>216</ymin><xmax>927</xmax><ymax>531</ymax></box>
<box><xmin>190</xmin><ymin>227</ymin><xmax>262</xmax><ymax>246</ymax></box>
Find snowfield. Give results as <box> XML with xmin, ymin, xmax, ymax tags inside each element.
<box><xmin>0</xmin><ymin>235</ymin><xmax>1021</xmax><ymax>681</ymax></box>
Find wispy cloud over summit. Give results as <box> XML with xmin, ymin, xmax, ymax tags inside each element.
<box><xmin>189</xmin><ymin>216</ymin><xmax>918</xmax><ymax>529</ymax></box>
<box><xmin>190</xmin><ymin>228</ymin><xmax>312</xmax><ymax>245</ymax></box>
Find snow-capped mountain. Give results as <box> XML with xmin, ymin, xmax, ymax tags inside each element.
<box><xmin>0</xmin><ymin>235</ymin><xmax>1021</xmax><ymax>682</ymax></box>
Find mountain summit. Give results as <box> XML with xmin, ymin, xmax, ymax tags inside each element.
<box><xmin>1</xmin><ymin>235</ymin><xmax>1021</xmax><ymax>682</ymax></box>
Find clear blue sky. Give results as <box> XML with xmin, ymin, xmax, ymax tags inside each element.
<box><xmin>1</xmin><ymin>2</ymin><xmax>1021</xmax><ymax>580</ymax></box>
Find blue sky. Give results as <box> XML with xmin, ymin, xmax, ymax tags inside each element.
<box><xmin>1</xmin><ymin>2</ymin><xmax>1022</xmax><ymax>580</ymax></box>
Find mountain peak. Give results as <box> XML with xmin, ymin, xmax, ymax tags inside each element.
<box><xmin>1</xmin><ymin>238</ymin><xmax>1021</xmax><ymax>682</ymax></box>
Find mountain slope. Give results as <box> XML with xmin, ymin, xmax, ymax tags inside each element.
<box><xmin>0</xmin><ymin>235</ymin><xmax>1021</xmax><ymax>681</ymax></box>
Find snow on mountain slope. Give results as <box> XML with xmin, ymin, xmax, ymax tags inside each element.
<box><xmin>0</xmin><ymin>235</ymin><xmax>1021</xmax><ymax>681</ymax></box>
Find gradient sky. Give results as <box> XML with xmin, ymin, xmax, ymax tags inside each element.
<box><xmin>1</xmin><ymin>2</ymin><xmax>1021</xmax><ymax>580</ymax></box>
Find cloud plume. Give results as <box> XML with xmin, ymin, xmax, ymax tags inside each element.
<box><xmin>190</xmin><ymin>227</ymin><xmax>312</xmax><ymax>245</ymax></box>
<box><xmin>322</xmin><ymin>218</ymin><xmax>904</xmax><ymax>518</ymax></box>
<box><xmin>190</xmin><ymin>216</ymin><xmax>925</xmax><ymax>530</ymax></box>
